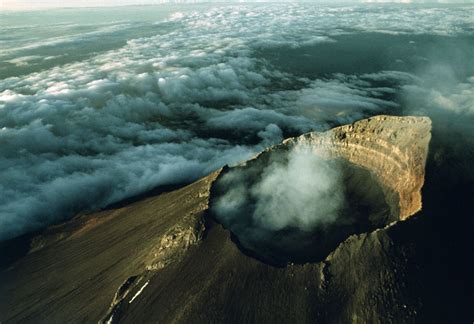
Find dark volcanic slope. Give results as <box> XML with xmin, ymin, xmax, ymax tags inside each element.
<box><xmin>0</xmin><ymin>173</ymin><xmax>219</xmax><ymax>322</ymax></box>
<box><xmin>2</xmin><ymin>115</ymin><xmax>470</xmax><ymax>323</ymax></box>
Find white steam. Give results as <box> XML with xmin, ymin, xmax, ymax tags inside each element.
<box><xmin>214</xmin><ymin>145</ymin><xmax>344</xmax><ymax>232</ymax></box>
<box><xmin>252</xmin><ymin>146</ymin><xmax>344</xmax><ymax>230</ymax></box>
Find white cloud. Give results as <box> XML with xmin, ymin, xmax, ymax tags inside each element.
<box><xmin>0</xmin><ymin>3</ymin><xmax>472</xmax><ymax>240</ymax></box>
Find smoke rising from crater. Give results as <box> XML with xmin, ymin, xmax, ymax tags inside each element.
<box><xmin>212</xmin><ymin>145</ymin><xmax>346</xmax><ymax>262</ymax></box>
<box><xmin>252</xmin><ymin>146</ymin><xmax>344</xmax><ymax>230</ymax></box>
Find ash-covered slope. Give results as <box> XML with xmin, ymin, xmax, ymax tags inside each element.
<box><xmin>0</xmin><ymin>115</ymin><xmax>438</xmax><ymax>323</ymax></box>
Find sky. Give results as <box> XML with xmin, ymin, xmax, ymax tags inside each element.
<box><xmin>1</xmin><ymin>0</ymin><xmax>472</xmax><ymax>10</ymax></box>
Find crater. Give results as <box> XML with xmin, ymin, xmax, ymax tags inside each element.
<box><xmin>210</xmin><ymin>147</ymin><xmax>398</xmax><ymax>265</ymax></box>
<box><xmin>210</xmin><ymin>116</ymin><xmax>431</xmax><ymax>266</ymax></box>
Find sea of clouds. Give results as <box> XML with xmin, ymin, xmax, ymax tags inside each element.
<box><xmin>0</xmin><ymin>3</ymin><xmax>473</xmax><ymax>240</ymax></box>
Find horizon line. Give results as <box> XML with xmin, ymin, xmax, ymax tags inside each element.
<box><xmin>1</xmin><ymin>1</ymin><xmax>471</xmax><ymax>12</ymax></box>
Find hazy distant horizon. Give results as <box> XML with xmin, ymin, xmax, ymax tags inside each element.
<box><xmin>1</xmin><ymin>0</ymin><xmax>473</xmax><ymax>11</ymax></box>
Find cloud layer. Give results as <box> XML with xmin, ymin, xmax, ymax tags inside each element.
<box><xmin>0</xmin><ymin>3</ymin><xmax>473</xmax><ymax>240</ymax></box>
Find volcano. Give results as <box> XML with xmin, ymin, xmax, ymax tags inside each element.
<box><xmin>3</xmin><ymin>115</ymin><xmax>464</xmax><ymax>323</ymax></box>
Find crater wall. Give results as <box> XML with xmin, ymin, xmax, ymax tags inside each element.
<box><xmin>282</xmin><ymin>115</ymin><xmax>431</xmax><ymax>220</ymax></box>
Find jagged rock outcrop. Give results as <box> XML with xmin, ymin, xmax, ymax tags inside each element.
<box><xmin>0</xmin><ymin>115</ymin><xmax>433</xmax><ymax>324</ymax></box>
